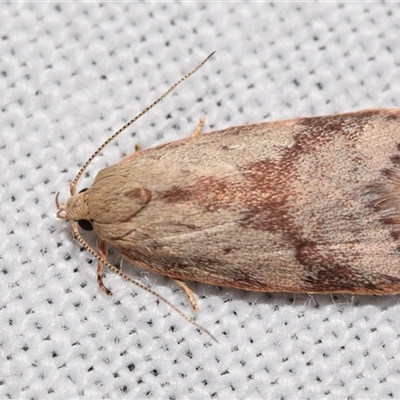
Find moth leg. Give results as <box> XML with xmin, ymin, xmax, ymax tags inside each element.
<box><xmin>97</xmin><ymin>239</ymin><xmax>112</xmax><ymax>296</ymax></box>
<box><xmin>191</xmin><ymin>117</ymin><xmax>205</xmax><ymax>138</ymax></box>
<box><xmin>174</xmin><ymin>279</ymin><xmax>199</xmax><ymax>311</ymax></box>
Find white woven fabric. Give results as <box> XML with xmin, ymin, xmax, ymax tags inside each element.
<box><xmin>1</xmin><ymin>2</ymin><xmax>400</xmax><ymax>399</ymax></box>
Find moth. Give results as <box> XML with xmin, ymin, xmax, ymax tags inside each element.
<box><xmin>57</xmin><ymin>53</ymin><xmax>400</xmax><ymax>336</ymax></box>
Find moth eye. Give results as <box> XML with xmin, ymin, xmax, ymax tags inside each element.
<box><xmin>79</xmin><ymin>188</ymin><xmax>89</xmax><ymax>194</ymax></box>
<box><xmin>78</xmin><ymin>219</ymin><xmax>93</xmax><ymax>231</ymax></box>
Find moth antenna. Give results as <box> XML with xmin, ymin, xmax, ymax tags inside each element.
<box><xmin>70</xmin><ymin>221</ymin><xmax>218</xmax><ymax>343</ymax></box>
<box><xmin>70</xmin><ymin>51</ymin><xmax>215</xmax><ymax>196</ymax></box>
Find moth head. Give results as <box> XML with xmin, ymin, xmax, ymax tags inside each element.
<box><xmin>56</xmin><ymin>189</ymin><xmax>92</xmax><ymax>230</ymax></box>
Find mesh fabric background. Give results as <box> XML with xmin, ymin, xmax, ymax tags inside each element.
<box><xmin>1</xmin><ymin>2</ymin><xmax>400</xmax><ymax>399</ymax></box>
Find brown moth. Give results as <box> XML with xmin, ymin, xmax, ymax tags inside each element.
<box><xmin>57</xmin><ymin>53</ymin><xmax>400</xmax><ymax>337</ymax></box>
